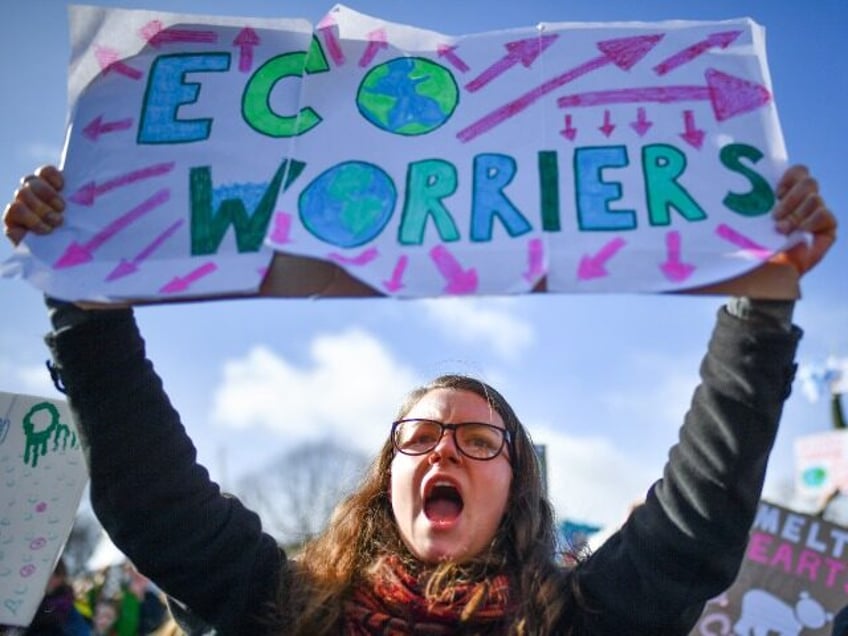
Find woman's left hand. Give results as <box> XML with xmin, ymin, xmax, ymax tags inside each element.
<box><xmin>771</xmin><ymin>164</ymin><xmax>838</xmax><ymax>276</ymax></box>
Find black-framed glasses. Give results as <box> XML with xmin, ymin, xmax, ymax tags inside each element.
<box><xmin>391</xmin><ymin>418</ymin><xmax>511</xmax><ymax>461</ymax></box>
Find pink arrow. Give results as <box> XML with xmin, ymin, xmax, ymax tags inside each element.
<box><xmin>383</xmin><ymin>255</ymin><xmax>409</xmax><ymax>293</ymax></box>
<box><xmin>359</xmin><ymin>28</ymin><xmax>388</xmax><ymax>68</ymax></box>
<box><xmin>715</xmin><ymin>223</ymin><xmax>772</xmax><ymax>260</ymax></box>
<box><xmin>679</xmin><ymin>110</ymin><xmax>705</xmax><ymax>149</ymax></box>
<box><xmin>560</xmin><ymin>114</ymin><xmax>577</xmax><ymax>141</ymax></box>
<box><xmin>139</xmin><ymin>20</ymin><xmax>165</xmax><ymax>41</ymax></box>
<box><xmin>630</xmin><ymin>107</ymin><xmax>653</xmax><ymax>136</ymax></box>
<box><xmin>69</xmin><ymin>162</ymin><xmax>175</xmax><ymax>207</ymax></box>
<box><xmin>270</xmin><ymin>212</ymin><xmax>292</xmax><ymax>244</ymax></box>
<box><xmin>95</xmin><ymin>46</ymin><xmax>143</xmax><ymax>80</ymax></box>
<box><xmin>106</xmin><ymin>219</ymin><xmax>184</xmax><ymax>282</ymax></box>
<box><xmin>147</xmin><ymin>26</ymin><xmax>218</xmax><ymax>49</ymax></box>
<box><xmin>653</xmin><ymin>30</ymin><xmax>743</xmax><ymax>76</ymax></box>
<box><xmin>234</xmin><ymin>27</ymin><xmax>261</xmax><ymax>73</ymax></box>
<box><xmin>82</xmin><ymin>115</ymin><xmax>133</xmax><ymax>142</ymax></box>
<box><xmin>437</xmin><ymin>44</ymin><xmax>470</xmax><ymax>73</ymax></box>
<box><xmin>659</xmin><ymin>231</ymin><xmax>696</xmax><ymax>282</ymax></box>
<box><xmin>598</xmin><ymin>109</ymin><xmax>615</xmax><ymax>137</ymax></box>
<box><xmin>577</xmin><ymin>237</ymin><xmax>627</xmax><ymax>280</ymax></box>
<box><xmin>160</xmin><ymin>261</ymin><xmax>218</xmax><ymax>294</ymax></box>
<box><xmin>465</xmin><ymin>34</ymin><xmax>558</xmax><ymax>93</ymax></box>
<box><xmin>457</xmin><ymin>34</ymin><xmax>663</xmax><ymax>142</ymax></box>
<box><xmin>54</xmin><ymin>188</ymin><xmax>170</xmax><ymax>269</ymax></box>
<box><xmin>557</xmin><ymin>68</ymin><xmax>771</xmax><ymax>122</ymax></box>
<box><xmin>317</xmin><ymin>15</ymin><xmax>345</xmax><ymax>66</ymax></box>
<box><xmin>523</xmin><ymin>238</ymin><xmax>545</xmax><ymax>282</ymax></box>
<box><xmin>430</xmin><ymin>245</ymin><xmax>478</xmax><ymax>294</ymax></box>
<box><xmin>329</xmin><ymin>247</ymin><xmax>379</xmax><ymax>266</ymax></box>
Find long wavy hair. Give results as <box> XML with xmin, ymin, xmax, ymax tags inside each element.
<box><xmin>263</xmin><ymin>374</ymin><xmax>581</xmax><ymax>634</ymax></box>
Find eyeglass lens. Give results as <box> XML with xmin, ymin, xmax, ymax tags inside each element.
<box><xmin>393</xmin><ymin>419</ymin><xmax>505</xmax><ymax>459</ymax></box>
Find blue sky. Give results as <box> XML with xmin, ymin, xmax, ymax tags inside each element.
<box><xmin>1</xmin><ymin>0</ymin><xmax>846</xmax><ymax>531</ymax></box>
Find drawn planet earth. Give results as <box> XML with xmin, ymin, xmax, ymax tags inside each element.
<box><xmin>299</xmin><ymin>161</ymin><xmax>397</xmax><ymax>248</ymax></box>
<box><xmin>356</xmin><ymin>57</ymin><xmax>459</xmax><ymax>135</ymax></box>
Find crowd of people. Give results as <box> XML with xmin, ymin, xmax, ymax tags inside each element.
<box><xmin>1</xmin><ymin>559</ymin><xmax>186</xmax><ymax>636</ymax></box>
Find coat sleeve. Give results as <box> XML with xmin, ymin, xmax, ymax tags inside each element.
<box><xmin>572</xmin><ymin>305</ymin><xmax>801</xmax><ymax>635</ymax></box>
<box><xmin>44</xmin><ymin>301</ymin><xmax>283</xmax><ymax>636</ymax></box>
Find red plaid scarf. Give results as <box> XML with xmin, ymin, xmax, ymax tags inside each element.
<box><xmin>342</xmin><ymin>556</ymin><xmax>513</xmax><ymax>635</ymax></box>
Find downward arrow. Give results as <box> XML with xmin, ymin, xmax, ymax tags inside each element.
<box><xmin>430</xmin><ymin>246</ymin><xmax>478</xmax><ymax>294</ymax></box>
<box><xmin>659</xmin><ymin>231</ymin><xmax>695</xmax><ymax>282</ymax></box>
<box><xmin>577</xmin><ymin>238</ymin><xmax>626</xmax><ymax>280</ymax></box>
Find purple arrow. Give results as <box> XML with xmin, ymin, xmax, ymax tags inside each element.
<box><xmin>160</xmin><ymin>261</ymin><xmax>218</xmax><ymax>294</ymax></box>
<box><xmin>465</xmin><ymin>34</ymin><xmax>558</xmax><ymax>93</ymax></box>
<box><xmin>69</xmin><ymin>162</ymin><xmax>175</xmax><ymax>207</ymax></box>
<box><xmin>430</xmin><ymin>246</ymin><xmax>478</xmax><ymax>294</ymax></box>
<box><xmin>523</xmin><ymin>238</ymin><xmax>545</xmax><ymax>282</ymax></box>
<box><xmin>653</xmin><ymin>30</ymin><xmax>743</xmax><ymax>76</ymax></box>
<box><xmin>715</xmin><ymin>223</ymin><xmax>772</xmax><ymax>260</ymax></box>
<box><xmin>95</xmin><ymin>46</ymin><xmax>143</xmax><ymax>80</ymax></box>
<box><xmin>659</xmin><ymin>231</ymin><xmax>695</xmax><ymax>282</ymax></box>
<box><xmin>598</xmin><ymin>109</ymin><xmax>615</xmax><ymax>137</ymax></box>
<box><xmin>457</xmin><ymin>34</ymin><xmax>663</xmax><ymax>142</ymax></box>
<box><xmin>630</xmin><ymin>107</ymin><xmax>653</xmax><ymax>136</ymax></box>
<box><xmin>317</xmin><ymin>15</ymin><xmax>345</xmax><ymax>66</ymax></box>
<box><xmin>577</xmin><ymin>237</ymin><xmax>627</xmax><ymax>280</ymax></box>
<box><xmin>383</xmin><ymin>255</ymin><xmax>409</xmax><ymax>293</ymax></box>
<box><xmin>557</xmin><ymin>68</ymin><xmax>772</xmax><ymax>122</ymax></box>
<box><xmin>437</xmin><ymin>44</ymin><xmax>470</xmax><ymax>73</ymax></box>
<box><xmin>147</xmin><ymin>26</ymin><xmax>218</xmax><ymax>49</ymax></box>
<box><xmin>234</xmin><ymin>27</ymin><xmax>260</xmax><ymax>73</ymax></box>
<box><xmin>270</xmin><ymin>212</ymin><xmax>292</xmax><ymax>244</ymax></box>
<box><xmin>55</xmin><ymin>188</ymin><xmax>170</xmax><ymax>269</ymax></box>
<box><xmin>329</xmin><ymin>247</ymin><xmax>379</xmax><ymax>266</ymax></box>
<box><xmin>106</xmin><ymin>219</ymin><xmax>184</xmax><ymax>282</ymax></box>
<box><xmin>679</xmin><ymin>110</ymin><xmax>705</xmax><ymax>149</ymax></box>
<box><xmin>560</xmin><ymin>114</ymin><xmax>577</xmax><ymax>141</ymax></box>
<box><xmin>359</xmin><ymin>28</ymin><xmax>388</xmax><ymax>68</ymax></box>
<box><xmin>82</xmin><ymin>115</ymin><xmax>133</xmax><ymax>142</ymax></box>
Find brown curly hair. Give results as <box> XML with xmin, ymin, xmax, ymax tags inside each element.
<box><xmin>262</xmin><ymin>374</ymin><xmax>581</xmax><ymax>634</ymax></box>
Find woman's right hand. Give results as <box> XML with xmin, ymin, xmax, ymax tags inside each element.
<box><xmin>3</xmin><ymin>165</ymin><xmax>65</xmax><ymax>246</ymax></box>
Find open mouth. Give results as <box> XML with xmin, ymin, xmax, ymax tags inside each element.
<box><xmin>424</xmin><ymin>481</ymin><xmax>464</xmax><ymax>523</ymax></box>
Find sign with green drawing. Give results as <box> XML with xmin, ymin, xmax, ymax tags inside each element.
<box><xmin>0</xmin><ymin>392</ymin><xmax>89</xmax><ymax>627</ymax></box>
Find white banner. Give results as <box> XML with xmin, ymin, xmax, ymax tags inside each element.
<box><xmin>1</xmin><ymin>5</ymin><xmax>796</xmax><ymax>302</ymax></box>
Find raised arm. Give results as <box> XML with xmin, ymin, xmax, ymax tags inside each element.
<box><xmin>5</xmin><ymin>166</ymin><xmax>284</xmax><ymax>635</ymax></box>
<box><xmin>571</xmin><ymin>165</ymin><xmax>837</xmax><ymax>634</ymax></box>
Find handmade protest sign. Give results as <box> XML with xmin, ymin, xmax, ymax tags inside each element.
<box><xmin>692</xmin><ymin>501</ymin><xmax>848</xmax><ymax>636</ymax></box>
<box><xmin>0</xmin><ymin>4</ymin><xmax>799</xmax><ymax>302</ymax></box>
<box><xmin>795</xmin><ymin>430</ymin><xmax>848</xmax><ymax>502</ymax></box>
<box><xmin>0</xmin><ymin>392</ymin><xmax>88</xmax><ymax>627</ymax></box>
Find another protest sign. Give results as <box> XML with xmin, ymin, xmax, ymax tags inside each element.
<box><xmin>692</xmin><ymin>500</ymin><xmax>848</xmax><ymax>636</ymax></box>
<box><xmin>0</xmin><ymin>392</ymin><xmax>88</xmax><ymax>627</ymax></box>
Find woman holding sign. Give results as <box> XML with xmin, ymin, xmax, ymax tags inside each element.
<box><xmin>3</xmin><ymin>164</ymin><xmax>838</xmax><ymax>634</ymax></box>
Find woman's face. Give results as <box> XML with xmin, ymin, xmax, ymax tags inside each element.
<box><xmin>390</xmin><ymin>388</ymin><xmax>513</xmax><ymax>563</ymax></box>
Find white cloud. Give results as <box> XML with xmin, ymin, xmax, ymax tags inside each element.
<box><xmin>532</xmin><ymin>423</ymin><xmax>657</xmax><ymax>530</ymax></box>
<box><xmin>0</xmin><ymin>358</ymin><xmax>63</xmax><ymax>399</ymax></box>
<box><xmin>210</xmin><ymin>328</ymin><xmax>419</xmax><ymax>452</ymax></box>
<box><xmin>602</xmin><ymin>354</ymin><xmax>700</xmax><ymax>438</ymax></box>
<box><xmin>420</xmin><ymin>297</ymin><xmax>535</xmax><ymax>360</ymax></box>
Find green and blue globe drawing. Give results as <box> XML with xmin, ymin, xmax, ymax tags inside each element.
<box><xmin>299</xmin><ymin>161</ymin><xmax>397</xmax><ymax>248</ymax></box>
<box><xmin>356</xmin><ymin>57</ymin><xmax>459</xmax><ymax>135</ymax></box>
